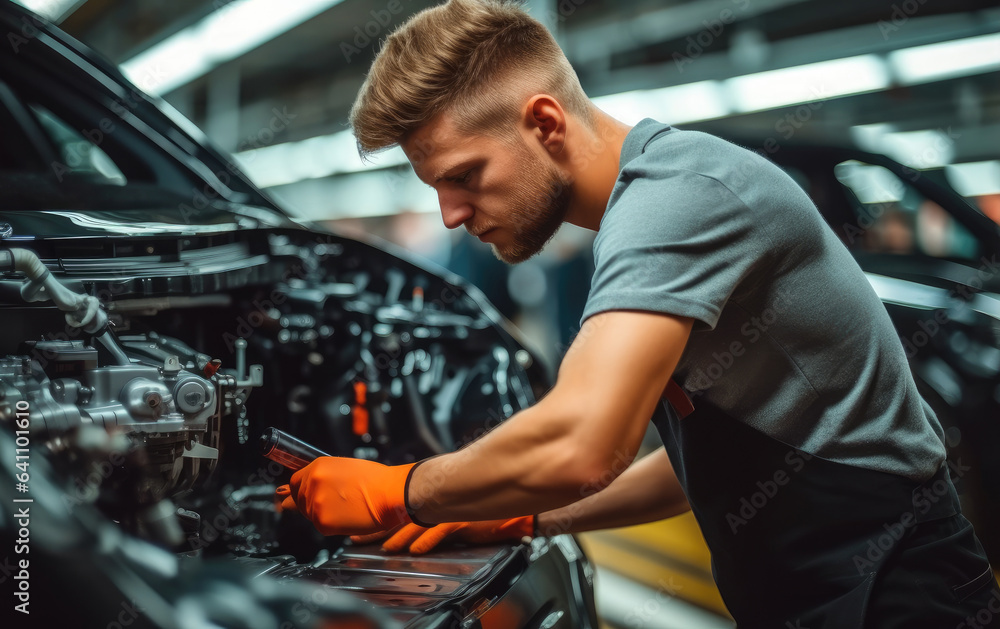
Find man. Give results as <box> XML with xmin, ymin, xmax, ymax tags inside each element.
<box><xmin>278</xmin><ymin>1</ymin><xmax>999</xmax><ymax>625</ymax></box>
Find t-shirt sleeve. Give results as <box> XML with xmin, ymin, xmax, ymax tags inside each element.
<box><xmin>582</xmin><ymin>168</ymin><xmax>770</xmax><ymax>330</ymax></box>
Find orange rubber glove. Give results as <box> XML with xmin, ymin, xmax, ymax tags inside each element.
<box><xmin>275</xmin><ymin>457</ymin><xmax>417</xmax><ymax>536</ymax></box>
<box><xmin>350</xmin><ymin>516</ymin><xmax>535</xmax><ymax>554</ymax></box>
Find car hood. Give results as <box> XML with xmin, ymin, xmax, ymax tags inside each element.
<box><xmin>1</xmin><ymin>204</ymin><xmax>298</xmax><ymax>239</ymax></box>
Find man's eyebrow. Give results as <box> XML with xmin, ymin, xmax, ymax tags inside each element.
<box><xmin>433</xmin><ymin>159</ymin><xmax>477</xmax><ymax>183</ymax></box>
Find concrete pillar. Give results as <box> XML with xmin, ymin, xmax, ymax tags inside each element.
<box><xmin>205</xmin><ymin>64</ymin><xmax>241</xmax><ymax>152</ymax></box>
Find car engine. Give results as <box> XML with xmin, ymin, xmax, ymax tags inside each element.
<box><xmin>0</xmin><ymin>228</ymin><xmax>596</xmax><ymax>628</ymax></box>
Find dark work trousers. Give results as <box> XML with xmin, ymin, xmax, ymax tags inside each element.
<box><xmin>653</xmin><ymin>399</ymin><xmax>1000</xmax><ymax>628</ymax></box>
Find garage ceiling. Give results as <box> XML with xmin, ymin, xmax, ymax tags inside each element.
<box><xmin>27</xmin><ymin>0</ymin><xmax>1000</xmax><ymax>218</ymax></box>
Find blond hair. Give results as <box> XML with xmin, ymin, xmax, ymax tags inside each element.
<box><xmin>350</xmin><ymin>0</ymin><xmax>592</xmax><ymax>159</ymax></box>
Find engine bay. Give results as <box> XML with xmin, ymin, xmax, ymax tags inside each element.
<box><xmin>0</xmin><ymin>227</ymin><xmax>594</xmax><ymax>628</ymax></box>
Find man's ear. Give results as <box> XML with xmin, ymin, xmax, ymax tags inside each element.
<box><xmin>522</xmin><ymin>95</ymin><xmax>566</xmax><ymax>156</ymax></box>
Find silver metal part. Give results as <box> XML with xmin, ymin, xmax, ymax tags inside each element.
<box><xmin>175</xmin><ymin>378</ymin><xmax>213</xmax><ymax>414</ymax></box>
<box><xmin>182</xmin><ymin>441</ymin><xmax>219</xmax><ymax>459</ymax></box>
<box><xmin>121</xmin><ymin>377</ymin><xmax>172</xmax><ymax>420</ymax></box>
<box><xmin>0</xmin><ymin>335</ymin><xmax>252</xmax><ymax>500</ymax></box>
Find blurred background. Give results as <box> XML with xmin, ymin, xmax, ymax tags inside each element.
<box><xmin>15</xmin><ymin>0</ymin><xmax>996</xmax><ymax>369</ymax></box>
<box><xmin>13</xmin><ymin>0</ymin><xmax>998</xmax><ymax>626</ymax></box>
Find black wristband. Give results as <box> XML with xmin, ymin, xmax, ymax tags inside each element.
<box><xmin>403</xmin><ymin>459</ymin><xmax>436</xmax><ymax>527</ymax></box>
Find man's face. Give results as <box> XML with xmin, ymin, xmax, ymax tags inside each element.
<box><xmin>402</xmin><ymin>113</ymin><xmax>571</xmax><ymax>264</ymax></box>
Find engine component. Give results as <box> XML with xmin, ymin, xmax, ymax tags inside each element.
<box><xmin>0</xmin><ymin>247</ymin><xmax>105</xmax><ymax>332</ymax></box>
<box><xmin>0</xmin><ymin>340</ymin><xmax>225</xmax><ymax>496</ymax></box>
<box><xmin>0</xmin><ymin>249</ymin><xmax>264</xmax><ymax>507</ymax></box>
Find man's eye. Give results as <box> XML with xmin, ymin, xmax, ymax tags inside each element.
<box><xmin>451</xmin><ymin>170</ymin><xmax>472</xmax><ymax>184</ymax></box>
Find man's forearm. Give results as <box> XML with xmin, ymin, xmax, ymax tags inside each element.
<box><xmin>407</xmin><ymin>392</ymin><xmax>623</xmax><ymax>523</ymax></box>
<box><xmin>409</xmin><ymin>434</ymin><xmax>690</xmax><ymax>532</ymax></box>
<box><xmin>534</xmin><ymin>446</ymin><xmax>690</xmax><ymax>535</ymax></box>
<box><xmin>405</xmin><ymin>312</ymin><xmax>693</xmax><ymax>526</ymax></box>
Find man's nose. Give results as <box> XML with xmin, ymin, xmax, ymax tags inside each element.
<box><xmin>438</xmin><ymin>189</ymin><xmax>474</xmax><ymax>230</ymax></box>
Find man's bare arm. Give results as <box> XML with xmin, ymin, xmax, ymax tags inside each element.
<box><xmin>534</xmin><ymin>446</ymin><xmax>690</xmax><ymax>536</ymax></box>
<box><xmin>407</xmin><ymin>310</ymin><xmax>693</xmax><ymax>524</ymax></box>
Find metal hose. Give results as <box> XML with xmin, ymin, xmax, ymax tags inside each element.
<box><xmin>3</xmin><ymin>247</ymin><xmax>128</xmax><ymax>365</ymax></box>
<box><xmin>402</xmin><ymin>372</ymin><xmax>447</xmax><ymax>455</ymax></box>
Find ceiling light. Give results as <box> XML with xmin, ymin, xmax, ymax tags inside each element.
<box><xmin>726</xmin><ymin>55</ymin><xmax>890</xmax><ymax>112</ymax></box>
<box><xmin>834</xmin><ymin>161</ymin><xmax>905</xmax><ymax>204</ymax></box>
<box><xmin>593</xmin><ymin>81</ymin><xmax>729</xmax><ymax>125</ymax></box>
<box><xmin>945</xmin><ymin>161</ymin><xmax>1000</xmax><ymax>197</ymax></box>
<box><xmin>121</xmin><ymin>0</ymin><xmax>346</xmax><ymax>95</ymax></box>
<box><xmin>889</xmin><ymin>33</ymin><xmax>1000</xmax><ymax>86</ymax></box>
<box><xmin>236</xmin><ymin>132</ymin><xmax>407</xmax><ymax>189</ymax></box>
<box><xmin>851</xmin><ymin>124</ymin><xmax>958</xmax><ymax>169</ymax></box>
<box><xmin>12</xmin><ymin>0</ymin><xmax>84</xmax><ymax>23</ymax></box>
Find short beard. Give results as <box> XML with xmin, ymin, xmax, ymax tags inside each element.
<box><xmin>492</xmin><ymin>150</ymin><xmax>572</xmax><ymax>264</ymax></box>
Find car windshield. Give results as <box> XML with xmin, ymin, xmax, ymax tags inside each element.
<box><xmin>832</xmin><ymin>160</ymin><xmax>982</xmax><ymax>261</ymax></box>
<box><xmin>0</xmin><ymin>31</ymin><xmax>280</xmax><ymax>220</ymax></box>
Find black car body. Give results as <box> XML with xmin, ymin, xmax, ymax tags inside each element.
<box><xmin>0</xmin><ymin>3</ymin><xmax>597</xmax><ymax>627</ymax></box>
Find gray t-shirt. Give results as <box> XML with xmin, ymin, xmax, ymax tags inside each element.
<box><xmin>582</xmin><ymin>118</ymin><xmax>946</xmax><ymax>481</ymax></box>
